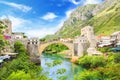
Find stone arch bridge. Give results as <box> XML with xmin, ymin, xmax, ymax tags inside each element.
<box><xmin>39</xmin><ymin>41</ymin><xmax>73</xmax><ymax>55</ymax></box>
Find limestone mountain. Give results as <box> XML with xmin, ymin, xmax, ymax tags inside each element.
<box><xmin>55</xmin><ymin>0</ymin><xmax>120</xmax><ymax>38</ymax></box>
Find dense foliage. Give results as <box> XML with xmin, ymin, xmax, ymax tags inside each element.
<box><xmin>78</xmin><ymin>56</ymin><xmax>107</xmax><ymax>69</ymax></box>
<box><xmin>43</xmin><ymin>43</ymin><xmax>69</xmax><ymax>54</ymax></box>
<box><xmin>0</xmin><ymin>41</ymin><xmax>48</xmax><ymax>80</ymax></box>
<box><xmin>75</xmin><ymin>52</ymin><xmax>120</xmax><ymax>80</ymax></box>
<box><xmin>0</xmin><ymin>21</ymin><xmax>7</xmax><ymax>55</ymax></box>
<box><xmin>97</xmin><ymin>47</ymin><xmax>111</xmax><ymax>53</ymax></box>
<box><xmin>75</xmin><ymin>66</ymin><xmax>120</xmax><ymax>80</ymax></box>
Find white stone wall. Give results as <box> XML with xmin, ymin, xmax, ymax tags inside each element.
<box><xmin>73</xmin><ymin>26</ymin><xmax>100</xmax><ymax>57</ymax></box>
<box><xmin>11</xmin><ymin>33</ymin><xmax>24</xmax><ymax>39</ymax></box>
<box><xmin>73</xmin><ymin>36</ymin><xmax>89</xmax><ymax>57</ymax></box>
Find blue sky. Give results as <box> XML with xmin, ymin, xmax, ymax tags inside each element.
<box><xmin>0</xmin><ymin>0</ymin><xmax>104</xmax><ymax>38</ymax></box>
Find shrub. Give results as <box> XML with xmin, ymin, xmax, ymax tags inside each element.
<box><xmin>74</xmin><ymin>70</ymin><xmax>98</xmax><ymax>80</ymax></box>
<box><xmin>78</xmin><ymin>56</ymin><xmax>107</xmax><ymax>69</ymax></box>
<box><xmin>0</xmin><ymin>41</ymin><xmax>48</xmax><ymax>80</ymax></box>
<box><xmin>75</xmin><ymin>66</ymin><xmax>120</xmax><ymax>80</ymax></box>
<box><xmin>98</xmin><ymin>47</ymin><xmax>111</xmax><ymax>53</ymax></box>
<box><xmin>113</xmin><ymin>53</ymin><xmax>120</xmax><ymax>63</ymax></box>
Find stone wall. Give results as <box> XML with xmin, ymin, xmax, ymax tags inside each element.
<box><xmin>8</xmin><ymin>38</ymin><xmax>41</xmax><ymax>64</ymax></box>
<box><xmin>27</xmin><ymin>38</ymin><xmax>40</xmax><ymax>64</ymax></box>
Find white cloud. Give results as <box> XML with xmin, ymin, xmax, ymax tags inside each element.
<box><xmin>0</xmin><ymin>15</ymin><xmax>59</xmax><ymax>38</ymax></box>
<box><xmin>57</xmin><ymin>4</ymin><xmax>62</xmax><ymax>7</ymax></box>
<box><xmin>32</xmin><ymin>9</ymin><xmax>74</xmax><ymax>38</ymax></box>
<box><xmin>26</xmin><ymin>28</ymin><xmax>57</xmax><ymax>38</ymax></box>
<box><xmin>24</xmin><ymin>17</ymin><xmax>66</xmax><ymax>38</ymax></box>
<box><xmin>69</xmin><ymin>0</ymin><xmax>81</xmax><ymax>5</ymax></box>
<box><xmin>41</xmin><ymin>12</ymin><xmax>57</xmax><ymax>20</ymax></box>
<box><xmin>26</xmin><ymin>19</ymin><xmax>65</xmax><ymax>38</ymax></box>
<box><xmin>69</xmin><ymin>0</ymin><xmax>102</xmax><ymax>5</ymax></box>
<box><xmin>0</xmin><ymin>1</ymin><xmax>32</xmax><ymax>12</ymax></box>
<box><xmin>0</xmin><ymin>15</ymin><xmax>30</xmax><ymax>31</ymax></box>
<box><xmin>84</xmin><ymin>0</ymin><xmax>102</xmax><ymax>5</ymax></box>
<box><xmin>65</xmin><ymin>9</ymin><xmax>74</xmax><ymax>18</ymax></box>
<box><xmin>0</xmin><ymin>9</ymin><xmax>74</xmax><ymax>38</ymax></box>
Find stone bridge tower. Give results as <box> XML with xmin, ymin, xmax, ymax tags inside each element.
<box><xmin>73</xmin><ymin>26</ymin><xmax>99</xmax><ymax>58</ymax></box>
<box><xmin>27</xmin><ymin>38</ymin><xmax>40</xmax><ymax>64</ymax></box>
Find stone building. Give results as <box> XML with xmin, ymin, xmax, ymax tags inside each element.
<box><xmin>111</xmin><ymin>31</ymin><xmax>120</xmax><ymax>46</ymax></box>
<box><xmin>1</xmin><ymin>18</ymin><xmax>41</xmax><ymax>64</ymax></box>
<box><xmin>98</xmin><ymin>36</ymin><xmax>112</xmax><ymax>47</ymax></box>
<box><xmin>1</xmin><ymin>19</ymin><xmax>12</xmax><ymax>35</ymax></box>
<box><xmin>9</xmin><ymin>37</ymin><xmax>41</xmax><ymax>64</ymax></box>
<box><xmin>73</xmin><ymin>26</ymin><xmax>102</xmax><ymax>57</ymax></box>
<box><xmin>97</xmin><ymin>32</ymin><xmax>120</xmax><ymax>47</ymax></box>
<box><xmin>27</xmin><ymin>38</ymin><xmax>40</xmax><ymax>64</ymax></box>
<box><xmin>12</xmin><ymin>32</ymin><xmax>24</xmax><ymax>39</ymax></box>
<box><xmin>81</xmin><ymin>26</ymin><xmax>94</xmax><ymax>40</ymax></box>
<box><xmin>73</xmin><ymin>36</ymin><xmax>89</xmax><ymax>57</ymax></box>
<box><xmin>81</xmin><ymin>26</ymin><xmax>97</xmax><ymax>47</ymax></box>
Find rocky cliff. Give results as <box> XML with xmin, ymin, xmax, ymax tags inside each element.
<box><xmin>55</xmin><ymin>0</ymin><xmax>120</xmax><ymax>38</ymax></box>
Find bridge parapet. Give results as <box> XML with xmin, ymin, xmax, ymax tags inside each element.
<box><xmin>27</xmin><ymin>38</ymin><xmax>40</xmax><ymax>45</ymax></box>
<box><xmin>40</xmin><ymin>40</ymin><xmax>72</xmax><ymax>44</ymax></box>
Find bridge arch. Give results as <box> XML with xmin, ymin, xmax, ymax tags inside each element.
<box><xmin>39</xmin><ymin>41</ymin><xmax>73</xmax><ymax>55</ymax></box>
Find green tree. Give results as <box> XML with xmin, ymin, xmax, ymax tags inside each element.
<box><xmin>113</xmin><ymin>53</ymin><xmax>120</xmax><ymax>63</ymax></box>
<box><xmin>0</xmin><ymin>21</ymin><xmax>7</xmax><ymax>55</ymax></box>
<box><xmin>6</xmin><ymin>71</ymin><xmax>31</xmax><ymax>80</ymax></box>
<box><xmin>14</xmin><ymin>41</ymin><xmax>26</xmax><ymax>53</ymax></box>
<box><xmin>74</xmin><ymin>70</ymin><xmax>98</xmax><ymax>80</ymax></box>
<box><xmin>78</xmin><ymin>56</ymin><xmax>107</xmax><ymax>69</ymax></box>
<box><xmin>43</xmin><ymin>43</ymin><xmax>69</xmax><ymax>54</ymax></box>
<box><xmin>98</xmin><ymin>47</ymin><xmax>111</xmax><ymax>53</ymax></box>
<box><xmin>0</xmin><ymin>39</ymin><xmax>6</xmax><ymax>54</ymax></box>
<box><xmin>0</xmin><ymin>41</ymin><xmax>48</xmax><ymax>80</ymax></box>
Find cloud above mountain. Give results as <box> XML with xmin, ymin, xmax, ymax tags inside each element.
<box><xmin>0</xmin><ymin>1</ymin><xmax>32</xmax><ymax>12</ymax></box>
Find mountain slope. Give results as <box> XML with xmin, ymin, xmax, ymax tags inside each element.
<box><xmin>55</xmin><ymin>4</ymin><xmax>97</xmax><ymax>38</ymax></box>
<box><xmin>55</xmin><ymin>0</ymin><xmax>120</xmax><ymax>38</ymax></box>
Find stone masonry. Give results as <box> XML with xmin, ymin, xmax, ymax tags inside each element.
<box><xmin>73</xmin><ymin>26</ymin><xmax>102</xmax><ymax>58</ymax></box>
<box><xmin>27</xmin><ymin>38</ymin><xmax>40</xmax><ymax>64</ymax></box>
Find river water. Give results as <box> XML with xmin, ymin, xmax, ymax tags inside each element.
<box><xmin>41</xmin><ymin>54</ymin><xmax>84</xmax><ymax>80</ymax></box>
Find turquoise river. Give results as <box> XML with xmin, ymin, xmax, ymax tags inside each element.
<box><xmin>41</xmin><ymin>54</ymin><xmax>84</xmax><ymax>80</ymax></box>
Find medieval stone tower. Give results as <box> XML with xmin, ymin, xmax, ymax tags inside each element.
<box><xmin>73</xmin><ymin>26</ymin><xmax>97</xmax><ymax>57</ymax></box>
<box><xmin>81</xmin><ymin>26</ymin><xmax>97</xmax><ymax>47</ymax></box>
<box><xmin>27</xmin><ymin>38</ymin><xmax>40</xmax><ymax>64</ymax></box>
<box><xmin>1</xmin><ymin>19</ymin><xmax>12</xmax><ymax>35</ymax></box>
<box><xmin>73</xmin><ymin>36</ymin><xmax>89</xmax><ymax>57</ymax></box>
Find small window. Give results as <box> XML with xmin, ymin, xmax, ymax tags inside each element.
<box><xmin>36</xmin><ymin>42</ymin><xmax>38</xmax><ymax>44</ymax></box>
<box><xmin>32</xmin><ymin>42</ymin><xmax>34</xmax><ymax>44</ymax></box>
<box><xmin>28</xmin><ymin>42</ymin><xmax>30</xmax><ymax>44</ymax></box>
